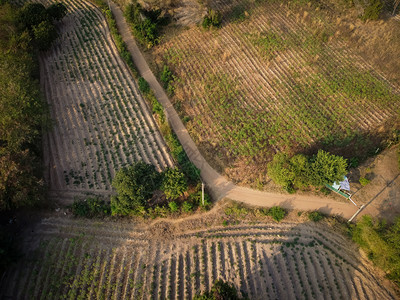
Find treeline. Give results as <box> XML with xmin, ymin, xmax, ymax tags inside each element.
<box><xmin>350</xmin><ymin>215</ymin><xmax>400</xmax><ymax>287</ymax></box>
<box><xmin>0</xmin><ymin>2</ymin><xmax>66</xmax><ymax>211</ymax></box>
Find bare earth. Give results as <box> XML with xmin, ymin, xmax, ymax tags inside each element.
<box><xmin>0</xmin><ymin>205</ymin><xmax>398</xmax><ymax>299</ymax></box>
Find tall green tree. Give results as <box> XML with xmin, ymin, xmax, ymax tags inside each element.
<box><xmin>310</xmin><ymin>150</ymin><xmax>348</xmax><ymax>186</ymax></box>
<box><xmin>111</xmin><ymin>162</ymin><xmax>162</xmax><ymax>215</ymax></box>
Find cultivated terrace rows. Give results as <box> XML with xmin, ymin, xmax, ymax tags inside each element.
<box><xmin>0</xmin><ymin>216</ymin><xmax>396</xmax><ymax>299</ymax></box>
<box><xmin>35</xmin><ymin>0</ymin><xmax>173</xmax><ymax>196</ymax></box>
<box><xmin>152</xmin><ymin>0</ymin><xmax>400</xmax><ymax>171</ymax></box>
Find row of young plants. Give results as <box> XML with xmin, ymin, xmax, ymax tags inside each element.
<box><xmin>154</xmin><ymin>0</ymin><xmax>400</xmax><ymax>174</ymax></box>
<box><xmin>42</xmin><ymin>0</ymin><xmax>174</xmax><ymax>191</ymax></box>
<box><xmin>2</xmin><ymin>209</ymin><xmax>395</xmax><ymax>299</ymax></box>
<box><xmin>70</xmin><ymin>0</ymin><xmax>207</xmax><ymax>217</ymax></box>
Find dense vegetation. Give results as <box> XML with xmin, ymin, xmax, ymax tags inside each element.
<box><xmin>109</xmin><ymin>161</ymin><xmax>209</xmax><ymax>217</ymax></box>
<box><xmin>350</xmin><ymin>215</ymin><xmax>400</xmax><ymax>287</ymax></box>
<box><xmin>124</xmin><ymin>0</ymin><xmax>168</xmax><ymax>48</ymax></box>
<box><xmin>0</xmin><ymin>2</ymin><xmax>62</xmax><ymax>211</ymax></box>
<box><xmin>194</xmin><ymin>279</ymin><xmax>245</xmax><ymax>300</ymax></box>
<box><xmin>267</xmin><ymin>150</ymin><xmax>348</xmax><ymax>192</ymax></box>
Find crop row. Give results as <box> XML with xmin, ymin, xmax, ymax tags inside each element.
<box><xmin>0</xmin><ymin>218</ymin><xmax>395</xmax><ymax>299</ymax></box>
<box><xmin>41</xmin><ymin>0</ymin><xmax>173</xmax><ymax>192</ymax></box>
<box><xmin>154</xmin><ymin>0</ymin><xmax>400</xmax><ymax>161</ymax></box>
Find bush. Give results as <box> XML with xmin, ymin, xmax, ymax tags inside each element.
<box><xmin>160</xmin><ymin>65</ymin><xmax>173</xmax><ymax>89</ymax></box>
<box><xmin>193</xmin><ymin>279</ymin><xmax>243</xmax><ymax>300</ymax></box>
<box><xmin>350</xmin><ymin>215</ymin><xmax>400</xmax><ymax>287</ymax></box>
<box><xmin>168</xmin><ymin>201</ymin><xmax>179</xmax><ymax>213</ymax></box>
<box><xmin>267</xmin><ymin>153</ymin><xmax>295</xmax><ymax>189</ymax></box>
<box><xmin>202</xmin><ymin>9</ymin><xmax>222</xmax><ymax>29</ymax></box>
<box><xmin>267</xmin><ymin>206</ymin><xmax>286</xmax><ymax>222</ymax></box>
<box><xmin>308</xmin><ymin>211</ymin><xmax>324</xmax><ymax>222</ymax></box>
<box><xmin>138</xmin><ymin>77</ymin><xmax>150</xmax><ymax>94</ymax></box>
<box><xmin>310</xmin><ymin>150</ymin><xmax>348</xmax><ymax>186</ymax></box>
<box><xmin>359</xmin><ymin>177</ymin><xmax>370</xmax><ymax>186</ymax></box>
<box><xmin>47</xmin><ymin>2</ymin><xmax>67</xmax><ymax>21</ymax></box>
<box><xmin>32</xmin><ymin>20</ymin><xmax>57</xmax><ymax>51</ymax></box>
<box><xmin>111</xmin><ymin>162</ymin><xmax>162</xmax><ymax>215</ymax></box>
<box><xmin>182</xmin><ymin>201</ymin><xmax>193</xmax><ymax>212</ymax></box>
<box><xmin>71</xmin><ymin>197</ymin><xmax>110</xmax><ymax>218</ymax></box>
<box><xmin>361</xmin><ymin>0</ymin><xmax>383</xmax><ymax>21</ymax></box>
<box><xmin>161</xmin><ymin>167</ymin><xmax>187</xmax><ymax>200</ymax></box>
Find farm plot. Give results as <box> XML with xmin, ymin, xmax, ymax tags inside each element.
<box><xmin>151</xmin><ymin>0</ymin><xmax>400</xmax><ymax>183</ymax></box>
<box><xmin>0</xmin><ymin>216</ymin><xmax>396</xmax><ymax>299</ymax></box>
<box><xmin>38</xmin><ymin>0</ymin><xmax>173</xmax><ymax>195</ymax></box>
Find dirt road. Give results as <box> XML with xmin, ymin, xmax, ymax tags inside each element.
<box><xmin>110</xmin><ymin>2</ymin><xmax>364</xmax><ymax>220</ymax></box>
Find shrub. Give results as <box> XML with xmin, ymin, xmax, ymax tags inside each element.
<box><xmin>267</xmin><ymin>153</ymin><xmax>295</xmax><ymax>189</ymax></box>
<box><xmin>168</xmin><ymin>201</ymin><xmax>179</xmax><ymax>213</ymax></box>
<box><xmin>71</xmin><ymin>197</ymin><xmax>110</xmax><ymax>218</ymax></box>
<box><xmin>202</xmin><ymin>9</ymin><xmax>222</xmax><ymax>29</ymax></box>
<box><xmin>160</xmin><ymin>65</ymin><xmax>173</xmax><ymax>89</ymax></box>
<box><xmin>308</xmin><ymin>211</ymin><xmax>324</xmax><ymax>222</ymax></box>
<box><xmin>161</xmin><ymin>167</ymin><xmax>187</xmax><ymax>200</ymax></box>
<box><xmin>267</xmin><ymin>206</ymin><xmax>286</xmax><ymax>222</ymax></box>
<box><xmin>310</xmin><ymin>150</ymin><xmax>348</xmax><ymax>186</ymax></box>
<box><xmin>47</xmin><ymin>2</ymin><xmax>67</xmax><ymax>21</ymax></box>
<box><xmin>350</xmin><ymin>215</ymin><xmax>400</xmax><ymax>287</ymax></box>
<box><xmin>361</xmin><ymin>0</ymin><xmax>383</xmax><ymax>21</ymax></box>
<box><xmin>182</xmin><ymin>201</ymin><xmax>193</xmax><ymax>213</ymax></box>
<box><xmin>193</xmin><ymin>279</ymin><xmax>243</xmax><ymax>300</ymax></box>
<box><xmin>138</xmin><ymin>76</ymin><xmax>150</xmax><ymax>94</ymax></box>
<box><xmin>359</xmin><ymin>177</ymin><xmax>371</xmax><ymax>186</ymax></box>
<box><xmin>111</xmin><ymin>162</ymin><xmax>162</xmax><ymax>215</ymax></box>
<box><xmin>32</xmin><ymin>20</ymin><xmax>57</xmax><ymax>51</ymax></box>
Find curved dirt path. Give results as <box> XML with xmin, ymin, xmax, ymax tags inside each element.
<box><xmin>109</xmin><ymin>2</ymin><xmax>359</xmax><ymax>219</ymax></box>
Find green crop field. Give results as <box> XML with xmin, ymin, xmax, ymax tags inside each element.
<box><xmin>151</xmin><ymin>0</ymin><xmax>400</xmax><ymax>183</ymax></box>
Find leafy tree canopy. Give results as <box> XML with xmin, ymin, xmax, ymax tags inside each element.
<box><xmin>193</xmin><ymin>280</ymin><xmax>245</xmax><ymax>300</ymax></box>
<box><xmin>161</xmin><ymin>167</ymin><xmax>187</xmax><ymax>200</ymax></box>
<box><xmin>111</xmin><ymin>162</ymin><xmax>162</xmax><ymax>215</ymax></box>
<box><xmin>47</xmin><ymin>2</ymin><xmax>67</xmax><ymax>21</ymax></box>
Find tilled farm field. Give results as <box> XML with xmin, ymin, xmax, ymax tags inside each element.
<box><xmin>0</xmin><ymin>215</ymin><xmax>396</xmax><ymax>299</ymax></box>
<box><xmin>152</xmin><ymin>0</ymin><xmax>400</xmax><ymax>182</ymax></box>
<box><xmin>39</xmin><ymin>0</ymin><xmax>173</xmax><ymax>197</ymax></box>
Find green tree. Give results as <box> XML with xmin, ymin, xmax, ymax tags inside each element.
<box><xmin>193</xmin><ymin>279</ymin><xmax>243</xmax><ymax>300</ymax></box>
<box><xmin>310</xmin><ymin>150</ymin><xmax>348</xmax><ymax>186</ymax></box>
<box><xmin>290</xmin><ymin>154</ymin><xmax>311</xmax><ymax>189</ymax></box>
<box><xmin>17</xmin><ymin>3</ymin><xmax>48</xmax><ymax>29</ymax></box>
<box><xmin>111</xmin><ymin>162</ymin><xmax>162</xmax><ymax>215</ymax></box>
<box><xmin>202</xmin><ymin>9</ymin><xmax>222</xmax><ymax>29</ymax></box>
<box><xmin>47</xmin><ymin>3</ymin><xmax>67</xmax><ymax>21</ymax></box>
<box><xmin>267</xmin><ymin>206</ymin><xmax>286</xmax><ymax>222</ymax></box>
<box><xmin>361</xmin><ymin>0</ymin><xmax>383</xmax><ymax>21</ymax></box>
<box><xmin>267</xmin><ymin>153</ymin><xmax>295</xmax><ymax>189</ymax></box>
<box><xmin>161</xmin><ymin>167</ymin><xmax>187</xmax><ymax>200</ymax></box>
<box><xmin>32</xmin><ymin>20</ymin><xmax>57</xmax><ymax>51</ymax></box>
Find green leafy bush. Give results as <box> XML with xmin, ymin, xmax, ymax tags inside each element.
<box><xmin>359</xmin><ymin>177</ymin><xmax>370</xmax><ymax>186</ymax></box>
<box><xmin>202</xmin><ymin>9</ymin><xmax>222</xmax><ymax>29</ymax></box>
<box><xmin>361</xmin><ymin>0</ymin><xmax>383</xmax><ymax>21</ymax></box>
<box><xmin>138</xmin><ymin>76</ymin><xmax>150</xmax><ymax>94</ymax></box>
<box><xmin>32</xmin><ymin>20</ymin><xmax>57</xmax><ymax>51</ymax></box>
<box><xmin>267</xmin><ymin>206</ymin><xmax>286</xmax><ymax>222</ymax></box>
<box><xmin>161</xmin><ymin>167</ymin><xmax>187</xmax><ymax>200</ymax></box>
<box><xmin>350</xmin><ymin>215</ymin><xmax>400</xmax><ymax>287</ymax></box>
<box><xmin>47</xmin><ymin>2</ymin><xmax>67</xmax><ymax>21</ymax></box>
<box><xmin>111</xmin><ymin>162</ymin><xmax>162</xmax><ymax>215</ymax></box>
<box><xmin>71</xmin><ymin>197</ymin><xmax>110</xmax><ymax>218</ymax></box>
<box><xmin>310</xmin><ymin>150</ymin><xmax>348</xmax><ymax>186</ymax></box>
<box><xmin>168</xmin><ymin>201</ymin><xmax>179</xmax><ymax>213</ymax></box>
<box><xmin>182</xmin><ymin>201</ymin><xmax>193</xmax><ymax>212</ymax></box>
<box><xmin>308</xmin><ymin>211</ymin><xmax>324</xmax><ymax>222</ymax></box>
<box><xmin>193</xmin><ymin>279</ymin><xmax>243</xmax><ymax>300</ymax></box>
